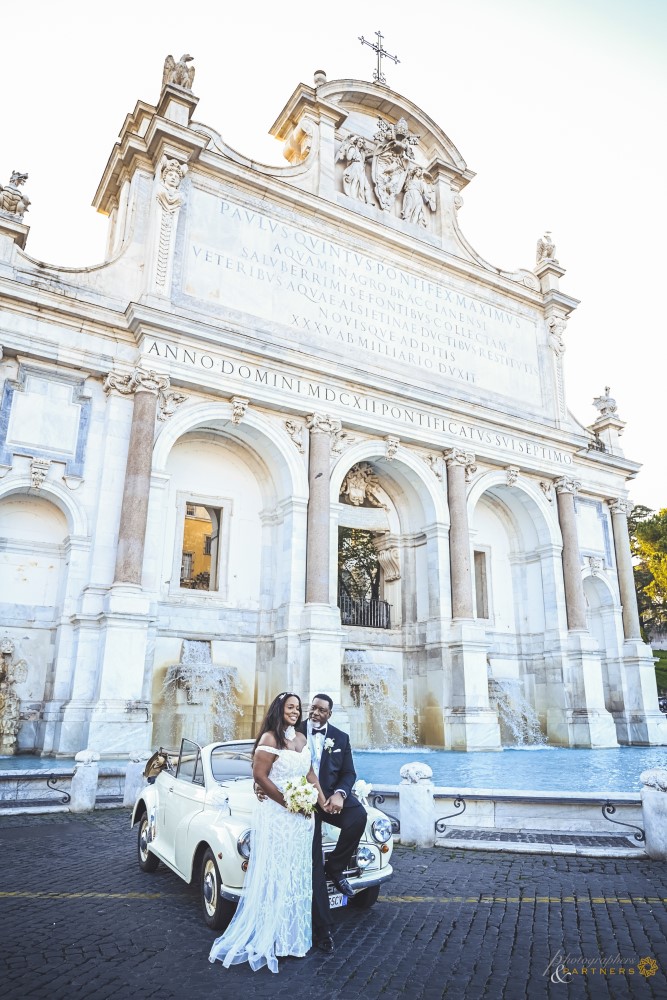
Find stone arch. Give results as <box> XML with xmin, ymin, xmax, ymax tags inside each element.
<box><xmin>467</xmin><ymin>472</ymin><xmax>566</xmax><ymax>741</ymax></box>
<box><xmin>0</xmin><ymin>488</ymin><xmax>75</xmax><ymax>753</ymax></box>
<box><xmin>147</xmin><ymin>402</ymin><xmax>309</xmax><ymax>746</ymax></box>
<box><xmin>330</xmin><ymin>440</ymin><xmax>448</xmax><ymax>528</ymax></box>
<box><xmin>0</xmin><ymin>477</ymin><xmax>88</xmax><ymax>538</ymax></box>
<box><xmin>153</xmin><ymin>400</ymin><xmax>308</xmax><ymax>503</ymax></box>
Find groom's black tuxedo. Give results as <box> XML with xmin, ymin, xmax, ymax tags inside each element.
<box><xmin>298</xmin><ymin>720</ymin><xmax>359</xmax><ymax>807</ymax></box>
<box><xmin>298</xmin><ymin>720</ymin><xmax>367</xmax><ymax>937</ymax></box>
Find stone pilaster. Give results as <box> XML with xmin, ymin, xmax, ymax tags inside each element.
<box><xmin>606</xmin><ymin>498</ymin><xmax>667</xmax><ymax>745</ymax></box>
<box><xmin>104</xmin><ymin>369</ymin><xmax>169</xmax><ymax>587</ymax></box>
<box><xmin>305</xmin><ymin>413</ymin><xmax>340</xmax><ymax>604</ymax></box>
<box><xmin>607</xmin><ymin>498</ymin><xmax>641</xmax><ymax>640</ymax></box>
<box><xmin>443</xmin><ymin>449</ymin><xmax>500</xmax><ymax>751</ymax></box>
<box><xmin>444</xmin><ymin>448</ymin><xmax>475</xmax><ymax>619</ymax></box>
<box><xmin>554</xmin><ymin>476</ymin><xmax>587</xmax><ymax>630</ymax></box>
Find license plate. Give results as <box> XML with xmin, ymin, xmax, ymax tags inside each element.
<box><xmin>328</xmin><ymin>892</ymin><xmax>347</xmax><ymax>909</ymax></box>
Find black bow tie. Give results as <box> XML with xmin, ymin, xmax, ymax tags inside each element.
<box><xmin>311</xmin><ymin>726</ymin><xmax>326</xmax><ymax>735</ymax></box>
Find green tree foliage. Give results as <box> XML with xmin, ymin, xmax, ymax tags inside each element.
<box><xmin>629</xmin><ymin>505</ymin><xmax>667</xmax><ymax>639</ymax></box>
<box><xmin>338</xmin><ymin>528</ymin><xmax>380</xmax><ymax>602</ymax></box>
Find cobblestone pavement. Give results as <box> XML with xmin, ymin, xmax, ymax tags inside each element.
<box><xmin>1</xmin><ymin>810</ymin><xmax>666</xmax><ymax>1000</ymax></box>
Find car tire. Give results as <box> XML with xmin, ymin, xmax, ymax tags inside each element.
<box><xmin>201</xmin><ymin>847</ymin><xmax>236</xmax><ymax>930</ymax></box>
<box><xmin>137</xmin><ymin>812</ymin><xmax>159</xmax><ymax>873</ymax></box>
<box><xmin>349</xmin><ymin>884</ymin><xmax>381</xmax><ymax>909</ymax></box>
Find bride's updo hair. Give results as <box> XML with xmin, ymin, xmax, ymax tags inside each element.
<box><xmin>253</xmin><ymin>691</ymin><xmax>303</xmax><ymax>752</ymax></box>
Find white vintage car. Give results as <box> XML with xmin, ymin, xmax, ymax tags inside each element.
<box><xmin>131</xmin><ymin>737</ymin><xmax>394</xmax><ymax>929</ymax></box>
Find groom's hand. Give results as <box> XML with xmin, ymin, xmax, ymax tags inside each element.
<box><xmin>323</xmin><ymin>791</ymin><xmax>345</xmax><ymax>815</ymax></box>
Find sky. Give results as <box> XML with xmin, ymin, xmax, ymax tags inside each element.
<box><xmin>4</xmin><ymin>0</ymin><xmax>666</xmax><ymax>508</ymax></box>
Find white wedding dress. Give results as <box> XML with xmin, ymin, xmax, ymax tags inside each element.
<box><xmin>208</xmin><ymin>745</ymin><xmax>314</xmax><ymax>974</ymax></box>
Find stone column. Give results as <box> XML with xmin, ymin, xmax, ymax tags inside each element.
<box><xmin>444</xmin><ymin>449</ymin><xmax>476</xmax><ymax>619</ymax></box>
<box><xmin>608</xmin><ymin>498</ymin><xmax>642</xmax><ymax>640</ymax></box>
<box><xmin>301</xmin><ymin>414</ymin><xmax>347</xmax><ymax>729</ymax></box>
<box><xmin>305</xmin><ymin>413</ymin><xmax>340</xmax><ymax>604</ymax></box>
<box><xmin>104</xmin><ymin>369</ymin><xmax>169</xmax><ymax>587</ymax></box>
<box><xmin>554</xmin><ymin>476</ymin><xmax>587</xmax><ymax>629</ymax></box>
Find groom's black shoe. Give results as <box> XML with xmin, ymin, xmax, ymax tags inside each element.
<box><xmin>315</xmin><ymin>931</ymin><xmax>335</xmax><ymax>954</ymax></box>
<box><xmin>325</xmin><ymin>868</ymin><xmax>355</xmax><ymax>898</ymax></box>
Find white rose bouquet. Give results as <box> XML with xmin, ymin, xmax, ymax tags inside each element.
<box><xmin>283</xmin><ymin>776</ymin><xmax>319</xmax><ymax>815</ymax></box>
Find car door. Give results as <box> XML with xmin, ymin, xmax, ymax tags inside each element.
<box><xmin>160</xmin><ymin>738</ymin><xmax>206</xmax><ymax>874</ymax></box>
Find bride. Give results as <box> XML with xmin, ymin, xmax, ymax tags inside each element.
<box><xmin>209</xmin><ymin>692</ymin><xmax>326</xmax><ymax>974</ymax></box>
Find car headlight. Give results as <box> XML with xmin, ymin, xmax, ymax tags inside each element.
<box><xmin>356</xmin><ymin>845</ymin><xmax>375</xmax><ymax>869</ymax></box>
<box><xmin>237</xmin><ymin>830</ymin><xmax>251</xmax><ymax>858</ymax></box>
<box><xmin>371</xmin><ymin>817</ymin><xmax>393</xmax><ymax>844</ymax></box>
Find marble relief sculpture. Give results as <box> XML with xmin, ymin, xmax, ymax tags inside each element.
<box><xmin>157</xmin><ymin>156</ymin><xmax>188</xmax><ymax>211</ymax></box>
<box><xmin>336</xmin><ymin>135</ymin><xmax>375</xmax><ymax>204</ymax></box>
<box><xmin>372</xmin><ymin>117</ymin><xmax>419</xmax><ymax>210</ymax></box>
<box><xmin>547</xmin><ymin>315</ymin><xmax>567</xmax><ymax>357</ymax></box>
<box><xmin>336</xmin><ymin>115</ymin><xmax>436</xmax><ymax>224</ymax></box>
<box><xmin>340</xmin><ymin>463</ymin><xmax>386</xmax><ymax>508</ymax></box>
<box><xmin>401</xmin><ymin>165</ymin><xmax>436</xmax><ymax>228</ymax></box>
<box><xmin>162</xmin><ymin>53</ymin><xmax>195</xmax><ymax>90</ymax></box>
<box><xmin>0</xmin><ymin>171</ymin><xmax>30</xmax><ymax>218</ymax></box>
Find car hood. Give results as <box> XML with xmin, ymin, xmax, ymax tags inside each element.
<box><xmin>213</xmin><ymin>778</ymin><xmax>256</xmax><ymax>818</ymax></box>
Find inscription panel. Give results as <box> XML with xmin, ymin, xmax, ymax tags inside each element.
<box><xmin>182</xmin><ymin>190</ymin><xmax>544</xmax><ymax>411</ymax></box>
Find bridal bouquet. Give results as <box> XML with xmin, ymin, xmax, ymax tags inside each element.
<box><xmin>283</xmin><ymin>776</ymin><xmax>319</xmax><ymax>815</ymax></box>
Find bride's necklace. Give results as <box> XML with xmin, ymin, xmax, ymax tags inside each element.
<box><xmin>284</xmin><ymin>725</ymin><xmax>296</xmax><ymax>741</ymax></box>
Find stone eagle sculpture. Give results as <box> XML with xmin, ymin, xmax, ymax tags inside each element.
<box><xmin>162</xmin><ymin>53</ymin><xmax>195</xmax><ymax>91</ymax></box>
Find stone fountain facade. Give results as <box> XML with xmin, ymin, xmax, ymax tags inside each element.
<box><xmin>0</xmin><ymin>60</ymin><xmax>664</xmax><ymax>755</ymax></box>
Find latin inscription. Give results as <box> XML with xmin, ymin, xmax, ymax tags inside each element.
<box><xmin>183</xmin><ymin>192</ymin><xmax>542</xmax><ymax>407</ymax></box>
<box><xmin>145</xmin><ymin>338</ymin><xmax>571</xmax><ymax>467</ymax></box>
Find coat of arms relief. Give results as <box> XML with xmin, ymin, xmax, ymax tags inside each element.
<box><xmin>336</xmin><ymin>117</ymin><xmax>436</xmax><ymax>228</ymax></box>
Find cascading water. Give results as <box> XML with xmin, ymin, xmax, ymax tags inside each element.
<box><xmin>488</xmin><ymin>677</ymin><xmax>546</xmax><ymax>747</ymax></box>
<box><xmin>163</xmin><ymin>640</ymin><xmax>243</xmax><ymax>743</ymax></box>
<box><xmin>342</xmin><ymin>649</ymin><xmax>415</xmax><ymax>748</ymax></box>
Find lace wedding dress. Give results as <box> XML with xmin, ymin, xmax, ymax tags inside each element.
<box><xmin>208</xmin><ymin>745</ymin><xmax>314</xmax><ymax>974</ymax></box>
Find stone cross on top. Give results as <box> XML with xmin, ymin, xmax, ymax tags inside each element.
<box><xmin>358</xmin><ymin>30</ymin><xmax>400</xmax><ymax>86</ymax></box>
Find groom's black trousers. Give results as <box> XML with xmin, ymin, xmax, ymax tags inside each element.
<box><xmin>311</xmin><ymin>802</ymin><xmax>367</xmax><ymax>936</ymax></box>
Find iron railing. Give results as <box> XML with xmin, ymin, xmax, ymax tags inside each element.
<box><xmin>339</xmin><ymin>594</ymin><xmax>391</xmax><ymax>629</ymax></box>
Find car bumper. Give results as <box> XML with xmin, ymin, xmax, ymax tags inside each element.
<box><xmin>220</xmin><ymin>863</ymin><xmax>393</xmax><ymax>903</ymax></box>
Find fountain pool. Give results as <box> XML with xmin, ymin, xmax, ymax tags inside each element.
<box><xmin>355</xmin><ymin>745</ymin><xmax>667</xmax><ymax>794</ymax></box>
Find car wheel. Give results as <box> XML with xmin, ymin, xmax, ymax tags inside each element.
<box><xmin>137</xmin><ymin>812</ymin><xmax>159</xmax><ymax>873</ymax></box>
<box><xmin>201</xmin><ymin>847</ymin><xmax>236</xmax><ymax>930</ymax></box>
<box><xmin>349</xmin><ymin>884</ymin><xmax>381</xmax><ymax>909</ymax></box>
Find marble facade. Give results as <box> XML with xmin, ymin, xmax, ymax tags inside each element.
<box><xmin>0</xmin><ymin>66</ymin><xmax>664</xmax><ymax>756</ymax></box>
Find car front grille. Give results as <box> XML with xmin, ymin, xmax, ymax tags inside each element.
<box><xmin>322</xmin><ymin>846</ymin><xmax>360</xmax><ymax>880</ymax></box>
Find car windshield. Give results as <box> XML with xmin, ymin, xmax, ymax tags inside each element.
<box><xmin>210</xmin><ymin>747</ymin><xmax>253</xmax><ymax>782</ymax></box>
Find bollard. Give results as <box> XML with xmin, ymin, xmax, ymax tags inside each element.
<box><xmin>640</xmin><ymin>768</ymin><xmax>667</xmax><ymax>860</ymax></box>
<box><xmin>70</xmin><ymin>749</ymin><xmax>101</xmax><ymax>812</ymax></box>
<box><xmin>123</xmin><ymin>749</ymin><xmax>152</xmax><ymax>807</ymax></box>
<box><xmin>398</xmin><ymin>762</ymin><xmax>435</xmax><ymax>848</ymax></box>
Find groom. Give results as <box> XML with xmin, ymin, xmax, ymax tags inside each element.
<box><xmin>300</xmin><ymin>693</ymin><xmax>367</xmax><ymax>954</ymax></box>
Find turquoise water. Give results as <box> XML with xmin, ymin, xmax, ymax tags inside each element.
<box><xmin>354</xmin><ymin>745</ymin><xmax>667</xmax><ymax>794</ymax></box>
<box><xmin>4</xmin><ymin>746</ymin><xmax>666</xmax><ymax>794</ymax></box>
